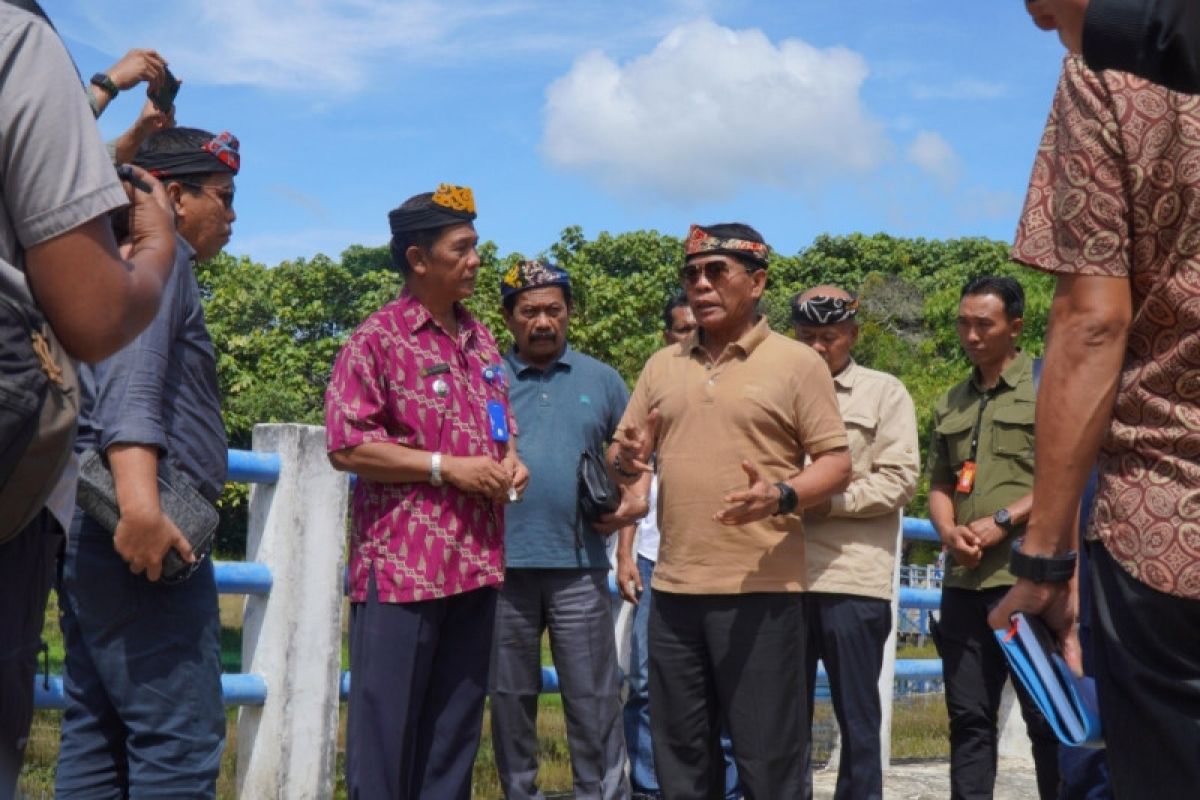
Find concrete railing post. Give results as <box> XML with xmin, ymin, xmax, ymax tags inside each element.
<box><xmin>236</xmin><ymin>424</ymin><xmax>349</xmax><ymax>799</ymax></box>
<box><xmin>878</xmin><ymin>520</ymin><xmax>903</xmax><ymax>769</ymax></box>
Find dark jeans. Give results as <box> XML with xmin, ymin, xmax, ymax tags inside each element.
<box><xmin>802</xmin><ymin>593</ymin><xmax>892</xmax><ymax>800</ymax></box>
<box><xmin>1089</xmin><ymin>542</ymin><xmax>1200</xmax><ymax>799</ymax></box>
<box><xmin>624</xmin><ymin>557</ymin><xmax>739</xmax><ymax>799</ymax></box>
<box><xmin>347</xmin><ymin>575</ymin><xmax>497</xmax><ymax>800</ymax></box>
<box><xmin>489</xmin><ymin>568</ymin><xmax>628</xmax><ymax>800</ymax></box>
<box><xmin>56</xmin><ymin>511</ymin><xmax>225</xmax><ymax>799</ymax></box>
<box><xmin>935</xmin><ymin>586</ymin><xmax>1060</xmax><ymax>800</ymax></box>
<box><xmin>0</xmin><ymin>510</ymin><xmax>61</xmax><ymax>798</ymax></box>
<box><xmin>649</xmin><ymin>590</ymin><xmax>806</xmax><ymax>800</ymax></box>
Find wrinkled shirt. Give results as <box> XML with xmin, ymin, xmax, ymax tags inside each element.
<box><xmin>325</xmin><ymin>288</ymin><xmax>511</xmax><ymax>603</ymax></box>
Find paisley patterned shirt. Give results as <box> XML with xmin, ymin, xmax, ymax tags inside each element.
<box><xmin>1013</xmin><ymin>55</ymin><xmax>1200</xmax><ymax>599</ymax></box>
<box><xmin>325</xmin><ymin>288</ymin><xmax>511</xmax><ymax>603</ymax></box>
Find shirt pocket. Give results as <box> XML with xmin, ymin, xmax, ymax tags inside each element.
<box><xmin>934</xmin><ymin>410</ymin><xmax>977</xmax><ymax>468</ymax></box>
<box><xmin>991</xmin><ymin>401</ymin><xmax>1035</xmax><ymax>459</ymax></box>
<box><xmin>843</xmin><ymin>411</ymin><xmax>878</xmax><ymax>477</ymax></box>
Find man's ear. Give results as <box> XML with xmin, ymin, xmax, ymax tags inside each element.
<box><xmin>405</xmin><ymin>244</ymin><xmax>427</xmax><ymax>277</ymax></box>
<box><xmin>1011</xmin><ymin>316</ymin><xmax>1024</xmax><ymax>339</ymax></box>
<box><xmin>166</xmin><ymin>181</ymin><xmax>186</xmax><ymax>216</ymax></box>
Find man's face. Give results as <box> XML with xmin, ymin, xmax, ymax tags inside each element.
<box><xmin>794</xmin><ymin>321</ymin><xmax>858</xmax><ymax>374</ymax></box>
<box><xmin>680</xmin><ymin>254</ymin><xmax>766</xmax><ymax>336</ymax></box>
<box><xmin>172</xmin><ymin>173</ymin><xmax>235</xmax><ymax>262</ymax></box>
<box><xmin>664</xmin><ymin>305</ymin><xmax>697</xmax><ymax>345</ymax></box>
<box><xmin>956</xmin><ymin>292</ymin><xmax>1022</xmax><ymax>370</ymax></box>
<box><xmin>410</xmin><ymin>222</ymin><xmax>481</xmax><ymax>303</ymax></box>
<box><xmin>503</xmin><ymin>285</ymin><xmax>570</xmax><ymax>365</ymax></box>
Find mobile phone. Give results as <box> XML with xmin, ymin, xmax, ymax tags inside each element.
<box><xmin>148</xmin><ymin>66</ymin><xmax>180</xmax><ymax>114</ymax></box>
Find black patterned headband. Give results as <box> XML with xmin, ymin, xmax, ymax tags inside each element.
<box><xmin>791</xmin><ymin>294</ymin><xmax>859</xmax><ymax>326</ymax></box>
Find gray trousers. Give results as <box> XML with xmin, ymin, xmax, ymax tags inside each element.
<box><xmin>490</xmin><ymin>568</ymin><xmax>629</xmax><ymax>800</ymax></box>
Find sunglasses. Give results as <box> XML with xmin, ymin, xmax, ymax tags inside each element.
<box><xmin>177</xmin><ymin>181</ymin><xmax>235</xmax><ymax>210</ymax></box>
<box><xmin>679</xmin><ymin>260</ymin><xmax>756</xmax><ymax>286</ymax></box>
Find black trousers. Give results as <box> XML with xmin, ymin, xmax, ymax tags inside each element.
<box><xmin>0</xmin><ymin>511</ymin><xmax>61</xmax><ymax>799</ymax></box>
<box><xmin>346</xmin><ymin>575</ymin><xmax>498</xmax><ymax>800</ymax></box>
<box><xmin>934</xmin><ymin>586</ymin><xmax>1059</xmax><ymax>800</ymax></box>
<box><xmin>1089</xmin><ymin>542</ymin><xmax>1200</xmax><ymax>799</ymax></box>
<box><xmin>801</xmin><ymin>593</ymin><xmax>892</xmax><ymax>800</ymax></box>
<box><xmin>648</xmin><ymin>590</ymin><xmax>806</xmax><ymax>800</ymax></box>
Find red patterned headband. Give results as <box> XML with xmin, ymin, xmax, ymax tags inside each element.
<box><xmin>684</xmin><ymin>224</ymin><xmax>769</xmax><ymax>265</ymax></box>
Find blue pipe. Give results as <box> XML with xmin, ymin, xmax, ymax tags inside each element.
<box><xmin>36</xmin><ymin>673</ymin><xmax>266</xmax><ymax>709</ymax></box>
<box><xmin>227</xmin><ymin>450</ymin><xmax>282</xmax><ymax>484</ymax></box>
<box><xmin>214</xmin><ymin>560</ymin><xmax>273</xmax><ymax>596</ymax></box>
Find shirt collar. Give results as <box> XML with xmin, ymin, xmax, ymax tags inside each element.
<box><xmin>971</xmin><ymin>350</ymin><xmax>1030</xmax><ymax>393</ymax></box>
<box><xmin>396</xmin><ymin>286</ymin><xmax>476</xmax><ymax>344</ymax></box>
<box><xmin>687</xmin><ymin>316</ymin><xmax>771</xmax><ymax>363</ymax></box>
<box><xmin>832</xmin><ymin>357</ymin><xmax>859</xmax><ymax>389</ymax></box>
<box><xmin>506</xmin><ymin>343</ymin><xmax>574</xmax><ymax>375</ymax></box>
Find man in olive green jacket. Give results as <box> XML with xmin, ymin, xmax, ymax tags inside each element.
<box><xmin>927</xmin><ymin>276</ymin><xmax>1058</xmax><ymax>800</ymax></box>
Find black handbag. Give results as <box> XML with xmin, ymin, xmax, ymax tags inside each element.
<box><xmin>577</xmin><ymin>448</ymin><xmax>621</xmax><ymax>522</ymax></box>
<box><xmin>76</xmin><ymin>448</ymin><xmax>219</xmax><ymax>584</ymax></box>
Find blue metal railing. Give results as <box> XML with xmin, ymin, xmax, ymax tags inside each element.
<box><xmin>36</xmin><ymin>447</ymin><xmax>947</xmax><ymax>710</ymax></box>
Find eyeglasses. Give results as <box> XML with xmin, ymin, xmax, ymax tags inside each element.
<box><xmin>177</xmin><ymin>181</ymin><xmax>235</xmax><ymax>210</ymax></box>
<box><xmin>679</xmin><ymin>260</ymin><xmax>754</xmax><ymax>286</ymax></box>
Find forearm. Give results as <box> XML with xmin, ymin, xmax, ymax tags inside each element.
<box><xmin>998</xmin><ymin>492</ymin><xmax>1034</xmax><ymax>529</ymax></box>
<box><xmin>831</xmin><ymin>464</ymin><xmax>919</xmax><ymax>518</ymax></box>
<box><xmin>788</xmin><ymin>448</ymin><xmax>851</xmax><ymax>509</ymax></box>
<box><xmin>928</xmin><ymin>485</ymin><xmax>958</xmax><ymax>539</ymax></box>
<box><xmin>328</xmin><ymin>441</ymin><xmax>437</xmax><ymax>484</ymax></box>
<box><xmin>1024</xmin><ymin>274</ymin><xmax>1129</xmax><ymax>556</ymax></box>
<box><xmin>617</xmin><ymin>524</ymin><xmax>637</xmax><ymax>561</ymax></box>
<box><xmin>107</xmin><ymin>444</ymin><xmax>161</xmax><ymax>520</ymax></box>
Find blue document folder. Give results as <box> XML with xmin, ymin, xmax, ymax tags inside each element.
<box><xmin>994</xmin><ymin>612</ymin><xmax>1104</xmax><ymax>748</ymax></box>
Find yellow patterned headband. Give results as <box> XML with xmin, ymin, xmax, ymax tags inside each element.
<box><xmin>432</xmin><ymin>184</ymin><xmax>476</xmax><ymax>215</ymax></box>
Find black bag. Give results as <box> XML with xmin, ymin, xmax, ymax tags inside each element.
<box><xmin>0</xmin><ymin>292</ymin><xmax>78</xmax><ymax>543</ymax></box>
<box><xmin>577</xmin><ymin>448</ymin><xmax>621</xmax><ymax>522</ymax></box>
<box><xmin>76</xmin><ymin>448</ymin><xmax>219</xmax><ymax>584</ymax></box>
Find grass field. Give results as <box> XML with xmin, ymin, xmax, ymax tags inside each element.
<box><xmin>20</xmin><ymin>593</ymin><xmax>949</xmax><ymax>799</ymax></box>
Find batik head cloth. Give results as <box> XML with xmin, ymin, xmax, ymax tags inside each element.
<box><xmin>500</xmin><ymin>259</ymin><xmax>571</xmax><ymax>301</ymax></box>
<box><xmin>136</xmin><ymin>131</ymin><xmax>241</xmax><ymax>178</ymax></box>
<box><xmin>388</xmin><ymin>183</ymin><xmax>477</xmax><ymax>236</ymax></box>
<box><xmin>791</xmin><ymin>294</ymin><xmax>860</xmax><ymax>326</ymax></box>
<box><xmin>684</xmin><ymin>224</ymin><xmax>770</xmax><ymax>267</ymax></box>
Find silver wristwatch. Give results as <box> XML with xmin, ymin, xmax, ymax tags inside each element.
<box><xmin>430</xmin><ymin>452</ymin><xmax>444</xmax><ymax>487</ymax></box>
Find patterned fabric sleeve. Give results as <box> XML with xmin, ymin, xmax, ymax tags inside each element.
<box><xmin>325</xmin><ymin>331</ymin><xmax>411</xmax><ymax>453</ymax></box>
<box><xmin>1012</xmin><ymin>55</ymin><xmax>1133</xmax><ymax>279</ymax></box>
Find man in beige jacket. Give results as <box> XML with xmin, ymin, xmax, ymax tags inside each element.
<box><xmin>792</xmin><ymin>285</ymin><xmax>920</xmax><ymax>800</ymax></box>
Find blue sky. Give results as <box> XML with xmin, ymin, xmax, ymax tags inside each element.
<box><xmin>47</xmin><ymin>1</ymin><xmax>1067</xmax><ymax>267</ymax></box>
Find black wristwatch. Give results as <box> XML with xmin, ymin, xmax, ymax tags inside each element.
<box><xmin>1009</xmin><ymin>537</ymin><xmax>1077</xmax><ymax>583</ymax></box>
<box><xmin>773</xmin><ymin>482</ymin><xmax>798</xmax><ymax>516</ymax></box>
<box><xmin>993</xmin><ymin>507</ymin><xmax>1014</xmax><ymax>532</ymax></box>
<box><xmin>89</xmin><ymin>72</ymin><xmax>119</xmax><ymax>97</ymax></box>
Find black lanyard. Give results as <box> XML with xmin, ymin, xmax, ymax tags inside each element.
<box><xmin>968</xmin><ymin>391</ymin><xmax>992</xmax><ymax>462</ymax></box>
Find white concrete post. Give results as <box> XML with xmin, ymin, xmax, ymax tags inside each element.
<box><xmin>237</xmin><ymin>424</ymin><xmax>349</xmax><ymax>799</ymax></box>
<box><xmin>878</xmin><ymin>520</ymin><xmax>903</xmax><ymax>769</ymax></box>
<box><xmin>997</xmin><ymin>682</ymin><xmax>1034</xmax><ymax>762</ymax></box>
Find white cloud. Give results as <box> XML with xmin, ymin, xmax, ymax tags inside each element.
<box><xmin>540</xmin><ymin>18</ymin><xmax>891</xmax><ymax>203</ymax></box>
<box><xmin>58</xmin><ymin>0</ymin><xmax>527</xmax><ymax>93</ymax></box>
<box><xmin>907</xmin><ymin>130</ymin><xmax>962</xmax><ymax>190</ymax></box>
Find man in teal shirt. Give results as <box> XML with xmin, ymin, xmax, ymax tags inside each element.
<box><xmin>491</xmin><ymin>260</ymin><xmax>642</xmax><ymax>800</ymax></box>
<box><xmin>927</xmin><ymin>276</ymin><xmax>1058</xmax><ymax>799</ymax></box>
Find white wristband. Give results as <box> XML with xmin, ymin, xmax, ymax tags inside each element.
<box><xmin>430</xmin><ymin>452</ymin><xmax>443</xmax><ymax>486</ymax></box>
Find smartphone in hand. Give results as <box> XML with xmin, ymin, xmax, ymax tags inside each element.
<box><xmin>148</xmin><ymin>65</ymin><xmax>181</xmax><ymax>114</ymax></box>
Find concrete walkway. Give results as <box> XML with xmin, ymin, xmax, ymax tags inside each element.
<box><xmin>812</xmin><ymin>757</ymin><xmax>1040</xmax><ymax>799</ymax></box>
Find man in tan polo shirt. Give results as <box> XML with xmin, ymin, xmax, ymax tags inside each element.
<box><xmin>791</xmin><ymin>285</ymin><xmax>920</xmax><ymax>800</ymax></box>
<box><xmin>610</xmin><ymin>222</ymin><xmax>850</xmax><ymax>799</ymax></box>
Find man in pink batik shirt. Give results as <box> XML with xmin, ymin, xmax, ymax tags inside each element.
<box><xmin>325</xmin><ymin>184</ymin><xmax>528</xmax><ymax>800</ymax></box>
